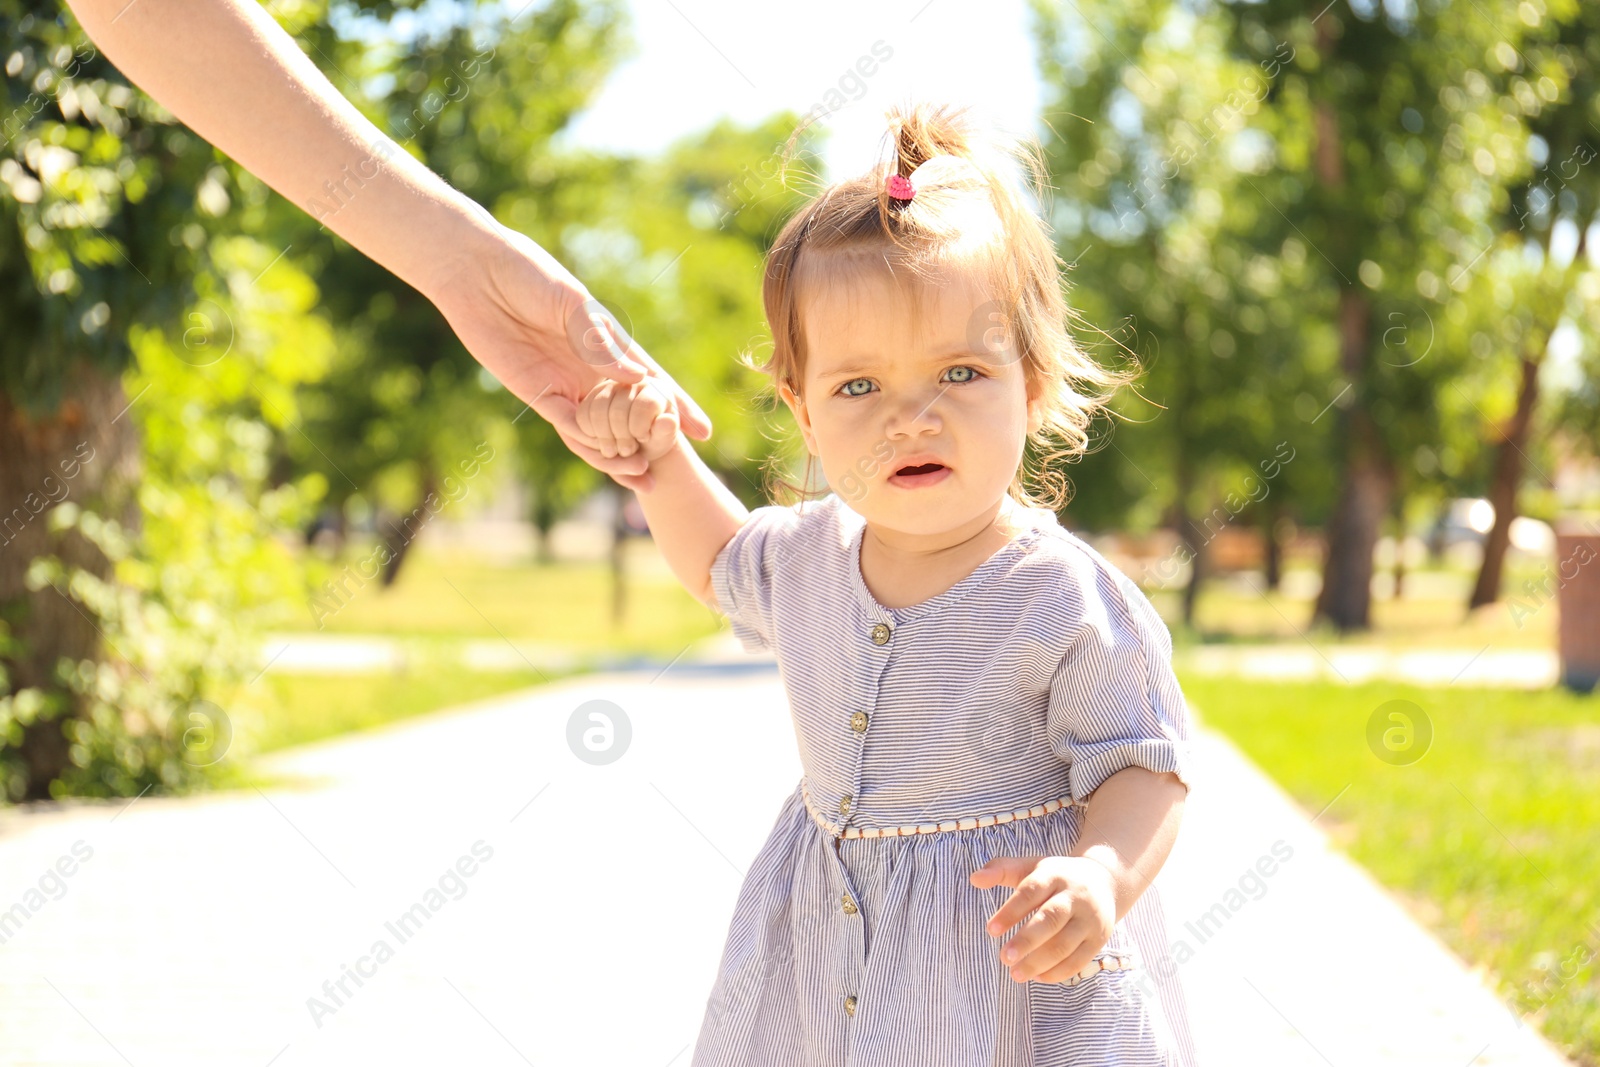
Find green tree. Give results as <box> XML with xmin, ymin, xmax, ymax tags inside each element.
<box><xmin>282</xmin><ymin>0</ymin><xmax>630</xmax><ymax>586</ymax></box>
<box><xmin>0</xmin><ymin>1</ymin><xmax>332</xmax><ymax>797</ymax></box>
<box><xmin>1464</xmin><ymin>0</ymin><xmax>1598</xmax><ymax>609</ymax></box>
<box><xmin>1033</xmin><ymin>0</ymin><xmax>1334</xmax><ymax>623</ymax></box>
<box><xmin>1212</xmin><ymin>0</ymin><xmax>1537</xmax><ymax>631</ymax></box>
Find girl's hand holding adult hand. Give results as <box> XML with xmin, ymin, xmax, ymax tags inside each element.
<box><xmin>426</xmin><ymin>222</ymin><xmax>709</xmax><ymax>492</ymax></box>
<box><xmin>969</xmin><ymin>855</ymin><xmax>1119</xmax><ymax>984</ymax></box>
<box><xmin>575</xmin><ymin>378</ymin><xmax>682</xmax><ymax>469</ymax></box>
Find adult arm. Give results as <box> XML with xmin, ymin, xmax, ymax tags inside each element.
<box><xmin>62</xmin><ymin>0</ymin><xmax>711</xmax><ymax>489</ymax></box>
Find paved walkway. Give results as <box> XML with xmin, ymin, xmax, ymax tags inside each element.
<box><xmin>0</xmin><ymin>647</ymin><xmax>1577</xmax><ymax>1066</ymax></box>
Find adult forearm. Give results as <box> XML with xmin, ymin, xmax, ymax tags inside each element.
<box><xmin>1071</xmin><ymin>767</ymin><xmax>1187</xmax><ymax>923</ymax></box>
<box><xmin>634</xmin><ymin>438</ymin><xmax>749</xmax><ymax>610</ymax></box>
<box><xmin>64</xmin><ymin>0</ymin><xmax>497</xmax><ymax>300</ymax></box>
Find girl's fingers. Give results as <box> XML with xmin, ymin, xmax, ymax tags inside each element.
<box><xmin>586</xmin><ymin>381</ymin><xmax>620</xmax><ymax>458</ymax></box>
<box><xmin>1005</xmin><ymin>907</ymin><xmax>1080</xmax><ymax>982</ymax></box>
<box><xmin>1032</xmin><ymin>939</ymin><xmax>1101</xmax><ymax>985</ymax></box>
<box><xmin>543</xmin><ymin>394</ymin><xmax>648</xmax><ymax>477</ymax></box>
<box><xmin>999</xmin><ymin>890</ymin><xmax>1072</xmax><ymax>971</ymax></box>
<box><xmin>628</xmin><ymin>381</ymin><xmax>667</xmax><ymax>444</ymax></box>
<box><xmin>607</xmin><ymin>382</ymin><xmax>642</xmax><ymax>458</ymax></box>
<box><xmin>615</xmin><ymin>333</ymin><xmax>711</xmax><ymax>440</ymax></box>
<box><xmin>975</xmin><ymin>857</ymin><xmax>1049</xmax><ymax>935</ymax></box>
<box><xmin>586</xmin><ymin>309</ymin><xmax>710</xmax><ymax>439</ymax></box>
<box><xmin>647</xmin><ymin>409</ymin><xmax>680</xmax><ymax>458</ymax></box>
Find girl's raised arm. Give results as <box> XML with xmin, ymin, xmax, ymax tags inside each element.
<box><xmin>633</xmin><ymin>437</ymin><xmax>749</xmax><ymax>610</ymax></box>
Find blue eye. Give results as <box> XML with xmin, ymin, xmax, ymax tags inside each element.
<box><xmin>942</xmin><ymin>366</ymin><xmax>980</xmax><ymax>384</ymax></box>
<box><xmin>839</xmin><ymin>378</ymin><xmax>876</xmax><ymax>397</ymax></box>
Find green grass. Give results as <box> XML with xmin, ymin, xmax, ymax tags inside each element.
<box><xmin>1147</xmin><ymin>560</ymin><xmax>1560</xmax><ymax>650</ymax></box>
<box><xmin>293</xmin><ymin>542</ymin><xmax>724</xmax><ymax>656</ymax></box>
<box><xmin>250</xmin><ymin>665</ymin><xmax>562</xmax><ymax>754</ymax></box>
<box><xmin>1180</xmin><ymin>674</ymin><xmax>1600</xmax><ymax>1065</ymax></box>
<box><xmin>228</xmin><ymin>543</ymin><xmax>728</xmax><ymax>760</ymax></box>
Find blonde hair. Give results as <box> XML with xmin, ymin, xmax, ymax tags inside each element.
<box><xmin>744</xmin><ymin>101</ymin><xmax>1137</xmax><ymax>512</ymax></box>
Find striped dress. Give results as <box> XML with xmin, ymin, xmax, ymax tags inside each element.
<box><xmin>691</xmin><ymin>492</ymin><xmax>1201</xmax><ymax>1067</ymax></box>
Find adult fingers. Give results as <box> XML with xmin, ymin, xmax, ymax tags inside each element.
<box><xmin>565</xmin><ymin>424</ymin><xmax>652</xmax><ymax>486</ymax></box>
<box><xmin>538</xmin><ymin>394</ymin><xmax>648</xmax><ymax>478</ymax></box>
<box><xmin>564</xmin><ymin>298</ymin><xmax>648</xmax><ymax>385</ymax></box>
<box><xmin>665</xmin><ymin>379</ymin><xmax>712</xmax><ymax>441</ymax></box>
<box><xmin>614</xmin><ymin>331</ymin><xmax>712</xmax><ymax>440</ymax></box>
<box><xmin>562</xmin><ymin>293</ymin><xmax>710</xmax><ymax>440</ymax></box>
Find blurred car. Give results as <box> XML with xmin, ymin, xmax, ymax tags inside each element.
<box><xmin>1427</xmin><ymin>498</ymin><xmax>1555</xmax><ymax>559</ymax></box>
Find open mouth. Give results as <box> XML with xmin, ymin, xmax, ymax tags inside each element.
<box><xmin>887</xmin><ymin>461</ymin><xmax>951</xmax><ymax>489</ymax></box>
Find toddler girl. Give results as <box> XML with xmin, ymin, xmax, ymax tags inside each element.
<box><xmin>567</xmin><ymin>102</ymin><xmax>1200</xmax><ymax>1067</ymax></box>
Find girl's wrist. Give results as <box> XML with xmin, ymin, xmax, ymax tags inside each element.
<box><xmin>642</xmin><ymin>431</ymin><xmax>689</xmax><ymax>477</ymax></box>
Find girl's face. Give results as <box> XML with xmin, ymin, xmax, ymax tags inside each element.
<box><xmin>779</xmin><ymin>263</ymin><xmax>1043</xmax><ymax>539</ymax></box>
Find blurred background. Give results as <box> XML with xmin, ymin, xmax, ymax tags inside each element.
<box><xmin>2</xmin><ymin>0</ymin><xmax>1598</xmax><ymax>1063</ymax></box>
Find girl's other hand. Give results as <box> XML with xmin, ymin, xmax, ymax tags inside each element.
<box><xmin>969</xmin><ymin>855</ymin><xmax>1119</xmax><ymax>984</ymax></box>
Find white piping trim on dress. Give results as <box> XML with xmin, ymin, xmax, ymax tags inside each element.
<box><xmin>1064</xmin><ymin>953</ymin><xmax>1136</xmax><ymax>986</ymax></box>
<box><xmin>801</xmin><ymin>778</ymin><xmax>1078</xmax><ymax>839</ymax></box>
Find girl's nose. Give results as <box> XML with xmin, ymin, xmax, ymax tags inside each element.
<box><xmin>884</xmin><ymin>386</ymin><xmax>944</xmax><ymax>438</ymax></box>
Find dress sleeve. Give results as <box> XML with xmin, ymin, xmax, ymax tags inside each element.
<box><xmin>1046</xmin><ymin>561</ymin><xmax>1197</xmax><ymax>805</ymax></box>
<box><xmin>708</xmin><ymin>504</ymin><xmax>797</xmax><ymax>653</ymax></box>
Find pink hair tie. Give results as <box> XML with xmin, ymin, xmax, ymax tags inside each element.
<box><xmin>886</xmin><ymin>173</ymin><xmax>916</xmax><ymax>201</ymax></box>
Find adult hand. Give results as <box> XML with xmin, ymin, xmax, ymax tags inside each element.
<box><xmin>428</xmin><ymin>223</ymin><xmax>711</xmax><ymax>493</ymax></box>
<box><xmin>969</xmin><ymin>855</ymin><xmax>1119</xmax><ymax>984</ymax></box>
<box><xmin>62</xmin><ymin>0</ymin><xmax>712</xmax><ymax>493</ymax></box>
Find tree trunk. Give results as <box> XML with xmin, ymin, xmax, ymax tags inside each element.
<box><xmin>1390</xmin><ymin>490</ymin><xmax>1406</xmax><ymax>600</ymax></box>
<box><xmin>0</xmin><ymin>359</ymin><xmax>143</xmax><ymax>800</ymax></box>
<box><xmin>609</xmin><ymin>485</ymin><xmax>627</xmax><ymax>627</ymax></box>
<box><xmin>1263</xmin><ymin>502</ymin><xmax>1284</xmax><ymax>591</ymax></box>
<box><xmin>1307</xmin><ymin>26</ymin><xmax>1392</xmax><ymax>632</ymax></box>
<box><xmin>1466</xmin><ymin>224</ymin><xmax>1582</xmax><ymax>610</ymax></box>
<box><xmin>1167</xmin><ymin>424</ymin><xmax>1203</xmax><ymax>626</ymax></box>
<box><xmin>1313</xmin><ymin>289</ymin><xmax>1392</xmax><ymax>631</ymax></box>
<box><xmin>531</xmin><ymin>489</ymin><xmax>555</xmax><ymax>565</ymax></box>
<box><xmin>1177</xmin><ymin>503</ymin><xmax>1204</xmax><ymax>628</ymax></box>
<box><xmin>378</xmin><ymin>465</ymin><xmax>439</xmax><ymax>587</ymax></box>
<box><xmin>1172</xmin><ymin>295</ymin><xmax>1202</xmax><ymax>627</ymax></box>
<box><xmin>1468</xmin><ymin>351</ymin><xmax>1542</xmax><ymax>609</ymax></box>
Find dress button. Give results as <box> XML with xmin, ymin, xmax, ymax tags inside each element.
<box><xmin>850</xmin><ymin>711</ymin><xmax>869</xmax><ymax>733</ymax></box>
<box><xmin>869</xmin><ymin>622</ymin><xmax>891</xmax><ymax>645</ymax></box>
<box><xmin>839</xmin><ymin>795</ymin><xmax>852</xmax><ymax>815</ymax></box>
<box><xmin>844</xmin><ymin>994</ymin><xmax>858</xmax><ymax>1017</ymax></box>
<box><xmin>841</xmin><ymin>893</ymin><xmax>858</xmax><ymax>915</ymax></box>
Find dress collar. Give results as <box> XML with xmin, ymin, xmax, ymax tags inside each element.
<box><xmin>837</xmin><ymin>495</ymin><xmax>1049</xmax><ymax>624</ymax></box>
